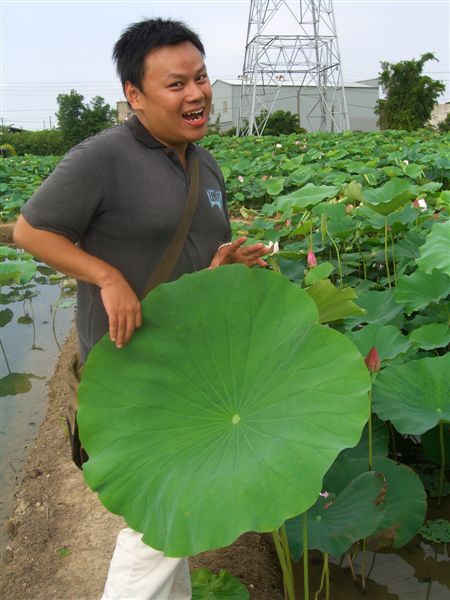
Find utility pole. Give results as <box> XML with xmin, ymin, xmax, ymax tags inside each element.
<box><xmin>237</xmin><ymin>0</ymin><xmax>350</xmax><ymax>135</ymax></box>
<box><xmin>49</xmin><ymin>116</ymin><xmax>52</xmax><ymax>129</ymax></box>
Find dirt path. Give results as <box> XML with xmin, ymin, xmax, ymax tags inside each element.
<box><xmin>1</xmin><ymin>328</ymin><xmax>283</xmax><ymax>600</ymax></box>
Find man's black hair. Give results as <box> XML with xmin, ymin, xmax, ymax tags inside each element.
<box><xmin>113</xmin><ymin>18</ymin><xmax>205</xmax><ymax>94</ymax></box>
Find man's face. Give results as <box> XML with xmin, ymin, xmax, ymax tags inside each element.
<box><xmin>125</xmin><ymin>41</ymin><xmax>212</xmax><ymax>151</ymax></box>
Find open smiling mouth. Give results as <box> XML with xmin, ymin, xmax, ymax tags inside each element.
<box><xmin>182</xmin><ymin>109</ymin><xmax>205</xmax><ymax>122</ymax></box>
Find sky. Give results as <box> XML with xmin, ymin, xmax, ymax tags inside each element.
<box><xmin>1</xmin><ymin>0</ymin><xmax>449</xmax><ymax>130</ymax></box>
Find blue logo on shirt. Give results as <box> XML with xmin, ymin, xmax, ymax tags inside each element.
<box><xmin>206</xmin><ymin>189</ymin><xmax>223</xmax><ymax>211</ymax></box>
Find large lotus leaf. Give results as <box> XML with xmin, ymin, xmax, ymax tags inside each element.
<box><xmin>304</xmin><ymin>262</ymin><xmax>335</xmax><ymax>286</ymax></box>
<box><xmin>78</xmin><ymin>265</ymin><xmax>371</xmax><ymax>557</ymax></box>
<box><xmin>262</xmin><ymin>177</ymin><xmax>285</xmax><ymax>196</ymax></box>
<box><xmin>285</xmin><ymin>471</ymin><xmax>386</xmax><ymax>559</ymax></box>
<box><xmin>394</xmin><ymin>270</ymin><xmax>450</xmax><ymax>314</ymax></box>
<box><xmin>324</xmin><ymin>456</ymin><xmax>426</xmax><ymax>548</ymax></box>
<box><xmin>416</xmin><ymin>221</ymin><xmax>450</xmax><ymax>278</ymax></box>
<box><xmin>306</xmin><ymin>280</ymin><xmax>366</xmax><ymax>323</ymax></box>
<box><xmin>409</xmin><ymin>323</ymin><xmax>450</xmax><ymax>351</ymax></box>
<box><xmin>372</xmin><ymin>354</ymin><xmax>450</xmax><ymax>434</ymax></box>
<box><xmin>347</xmin><ymin>324</ymin><xmax>411</xmax><ymax>363</ymax></box>
<box><xmin>273</xmin><ymin>183</ymin><xmax>339</xmax><ymax>212</ymax></box>
<box><xmin>361</xmin><ymin>178</ymin><xmax>417</xmax><ymax>216</ymax></box>
<box><xmin>357</xmin><ymin>204</ymin><xmax>417</xmax><ymax>230</ymax></box>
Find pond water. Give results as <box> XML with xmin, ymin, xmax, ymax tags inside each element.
<box><xmin>0</xmin><ymin>276</ymin><xmax>74</xmax><ymax>527</ymax></box>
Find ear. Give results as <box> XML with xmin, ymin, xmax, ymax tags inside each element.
<box><xmin>125</xmin><ymin>81</ymin><xmax>142</xmax><ymax>111</ymax></box>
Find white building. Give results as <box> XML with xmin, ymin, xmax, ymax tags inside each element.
<box><xmin>211</xmin><ymin>79</ymin><xmax>380</xmax><ymax>133</ymax></box>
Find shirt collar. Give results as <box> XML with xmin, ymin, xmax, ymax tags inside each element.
<box><xmin>125</xmin><ymin>115</ymin><xmax>197</xmax><ymax>158</ymax></box>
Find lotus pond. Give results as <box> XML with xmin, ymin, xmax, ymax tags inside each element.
<box><xmin>0</xmin><ymin>246</ymin><xmax>75</xmax><ymax>527</ymax></box>
<box><xmin>1</xmin><ymin>129</ymin><xmax>449</xmax><ymax>598</ymax></box>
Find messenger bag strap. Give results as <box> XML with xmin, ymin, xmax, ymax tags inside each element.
<box><xmin>140</xmin><ymin>154</ymin><xmax>200</xmax><ymax>299</ymax></box>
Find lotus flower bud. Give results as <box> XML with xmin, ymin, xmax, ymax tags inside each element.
<box><xmin>365</xmin><ymin>346</ymin><xmax>381</xmax><ymax>373</ymax></box>
<box><xmin>307</xmin><ymin>249</ymin><xmax>317</xmax><ymax>268</ymax></box>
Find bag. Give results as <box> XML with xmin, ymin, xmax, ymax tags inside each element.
<box><xmin>66</xmin><ymin>155</ymin><xmax>200</xmax><ymax>469</ymax></box>
<box><xmin>66</xmin><ymin>351</ymin><xmax>89</xmax><ymax>469</ymax></box>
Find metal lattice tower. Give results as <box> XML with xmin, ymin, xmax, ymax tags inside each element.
<box><xmin>237</xmin><ymin>0</ymin><xmax>350</xmax><ymax>135</ymax></box>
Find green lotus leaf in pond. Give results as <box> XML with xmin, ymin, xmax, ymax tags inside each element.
<box><xmin>409</xmin><ymin>323</ymin><xmax>450</xmax><ymax>351</ymax></box>
<box><xmin>306</xmin><ymin>280</ymin><xmax>366</xmax><ymax>323</ymax></box>
<box><xmin>343</xmin><ymin>417</ymin><xmax>389</xmax><ymax>461</ymax></box>
<box><xmin>417</xmin><ymin>221</ymin><xmax>450</xmax><ymax>278</ymax></box>
<box><xmin>394</xmin><ymin>270</ymin><xmax>450</xmax><ymax>314</ymax></box>
<box><xmin>372</xmin><ymin>354</ymin><xmax>450</xmax><ymax>434</ymax></box>
<box><xmin>324</xmin><ymin>456</ymin><xmax>426</xmax><ymax>549</ymax></box>
<box><xmin>347</xmin><ymin>324</ymin><xmax>411</xmax><ymax>363</ymax></box>
<box><xmin>191</xmin><ymin>569</ymin><xmax>250</xmax><ymax>600</ymax></box>
<box><xmin>304</xmin><ymin>262</ymin><xmax>335</xmax><ymax>285</ymax></box>
<box><xmin>262</xmin><ymin>177</ymin><xmax>285</xmax><ymax>196</ymax></box>
<box><xmin>0</xmin><ymin>308</ymin><xmax>13</xmax><ymax>327</ymax></box>
<box><xmin>0</xmin><ymin>260</ymin><xmax>36</xmax><ymax>284</ymax></box>
<box><xmin>78</xmin><ymin>266</ymin><xmax>371</xmax><ymax>557</ymax></box>
<box><xmin>343</xmin><ymin>180</ymin><xmax>364</xmax><ymax>203</ymax></box>
<box><xmin>362</xmin><ymin>178</ymin><xmax>417</xmax><ymax>216</ymax></box>
<box><xmin>420</xmin><ymin>520</ymin><xmax>450</xmax><ymax>544</ymax></box>
<box><xmin>0</xmin><ymin>372</ymin><xmax>33</xmax><ymax>396</ymax></box>
<box><xmin>345</xmin><ymin>289</ymin><xmax>404</xmax><ymax>328</ymax></box>
<box><xmin>286</xmin><ymin>471</ymin><xmax>386</xmax><ymax>559</ymax></box>
<box><xmin>274</xmin><ymin>184</ymin><xmax>339</xmax><ymax>212</ymax></box>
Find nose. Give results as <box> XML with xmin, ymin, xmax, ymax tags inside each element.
<box><xmin>185</xmin><ymin>80</ymin><xmax>206</xmax><ymax>102</ymax></box>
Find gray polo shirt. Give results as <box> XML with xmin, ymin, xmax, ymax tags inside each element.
<box><xmin>22</xmin><ymin>117</ymin><xmax>231</xmax><ymax>360</ymax></box>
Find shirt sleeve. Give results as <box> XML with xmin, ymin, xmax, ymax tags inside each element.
<box><xmin>21</xmin><ymin>143</ymin><xmax>104</xmax><ymax>243</ymax></box>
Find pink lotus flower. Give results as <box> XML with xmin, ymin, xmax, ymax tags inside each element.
<box><xmin>238</xmin><ymin>175</ymin><xmax>244</xmax><ymax>183</ymax></box>
<box><xmin>307</xmin><ymin>249</ymin><xmax>317</xmax><ymax>268</ymax></box>
<box><xmin>365</xmin><ymin>346</ymin><xmax>381</xmax><ymax>374</ymax></box>
<box><xmin>412</xmin><ymin>198</ymin><xmax>427</xmax><ymax>212</ymax></box>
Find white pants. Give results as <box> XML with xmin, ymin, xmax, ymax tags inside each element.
<box><xmin>101</xmin><ymin>528</ymin><xmax>192</xmax><ymax>600</ymax></box>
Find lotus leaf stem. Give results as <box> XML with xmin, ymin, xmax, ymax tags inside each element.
<box><xmin>368</xmin><ymin>389</ymin><xmax>373</xmax><ymax>471</ymax></box>
<box><xmin>314</xmin><ymin>555</ymin><xmax>326</xmax><ymax>600</ymax></box>
<box><xmin>346</xmin><ymin>553</ymin><xmax>357</xmax><ymax>582</ymax></box>
<box><xmin>438</xmin><ymin>421</ymin><xmax>445</xmax><ymax>507</ymax></box>
<box><xmin>303</xmin><ymin>511</ymin><xmax>310</xmax><ymax>600</ymax></box>
<box><xmin>0</xmin><ymin>339</ymin><xmax>11</xmax><ymax>374</ymax></box>
<box><xmin>389</xmin><ymin>230</ymin><xmax>397</xmax><ymax>284</ymax></box>
<box><xmin>361</xmin><ymin>539</ymin><xmax>367</xmax><ymax>592</ymax></box>
<box><xmin>326</xmin><ymin>231</ymin><xmax>343</xmax><ymax>289</ymax></box>
<box><xmin>271</xmin><ymin>530</ymin><xmax>295</xmax><ymax>600</ymax></box>
<box><xmin>388</xmin><ymin>421</ymin><xmax>398</xmax><ymax>461</ymax></box>
<box><xmin>26</xmin><ymin>298</ymin><xmax>37</xmax><ymax>351</ymax></box>
<box><xmin>280</xmin><ymin>525</ymin><xmax>294</xmax><ymax>585</ymax></box>
<box><xmin>384</xmin><ymin>218</ymin><xmax>391</xmax><ymax>289</ymax></box>
<box><xmin>324</xmin><ymin>553</ymin><xmax>330</xmax><ymax>600</ymax></box>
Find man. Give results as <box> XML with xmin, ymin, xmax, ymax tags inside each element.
<box><xmin>14</xmin><ymin>18</ymin><xmax>271</xmax><ymax>600</ymax></box>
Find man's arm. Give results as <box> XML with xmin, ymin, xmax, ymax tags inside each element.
<box><xmin>13</xmin><ymin>215</ymin><xmax>142</xmax><ymax>349</ymax></box>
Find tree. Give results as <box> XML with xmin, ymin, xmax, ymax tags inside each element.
<box><xmin>56</xmin><ymin>90</ymin><xmax>117</xmax><ymax>150</ymax></box>
<box><xmin>437</xmin><ymin>111</ymin><xmax>450</xmax><ymax>133</ymax></box>
<box><xmin>375</xmin><ymin>53</ymin><xmax>445</xmax><ymax>130</ymax></box>
<box><xmin>255</xmin><ymin>110</ymin><xmax>305</xmax><ymax>136</ymax></box>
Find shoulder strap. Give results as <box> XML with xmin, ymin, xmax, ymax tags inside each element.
<box><xmin>141</xmin><ymin>155</ymin><xmax>200</xmax><ymax>299</ymax></box>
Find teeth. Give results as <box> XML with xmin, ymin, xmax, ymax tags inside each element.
<box><xmin>184</xmin><ymin>109</ymin><xmax>203</xmax><ymax>116</ymax></box>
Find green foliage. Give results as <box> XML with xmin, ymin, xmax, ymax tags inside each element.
<box><xmin>375</xmin><ymin>53</ymin><xmax>446</xmax><ymax>130</ymax></box>
<box><xmin>56</xmin><ymin>89</ymin><xmax>116</xmax><ymax>149</ymax></box>
<box><xmin>420</xmin><ymin>519</ymin><xmax>450</xmax><ymax>543</ymax></box>
<box><xmin>0</xmin><ymin>129</ymin><xmax>65</xmax><ymax>156</ymax></box>
<box><xmin>191</xmin><ymin>569</ymin><xmax>250</xmax><ymax>599</ymax></box>
<box><xmin>0</xmin><ymin>143</ymin><xmax>16</xmax><ymax>157</ymax></box>
<box><xmin>0</xmin><ymin>155</ymin><xmax>61</xmax><ymax>221</ymax></box>
<box><xmin>437</xmin><ymin>112</ymin><xmax>450</xmax><ymax>133</ymax></box>
<box><xmin>256</xmin><ymin>110</ymin><xmax>305</xmax><ymax>136</ymax></box>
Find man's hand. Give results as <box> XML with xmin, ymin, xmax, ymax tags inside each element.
<box><xmin>209</xmin><ymin>236</ymin><xmax>274</xmax><ymax>269</ymax></box>
<box><xmin>100</xmin><ymin>275</ymin><xmax>142</xmax><ymax>349</ymax></box>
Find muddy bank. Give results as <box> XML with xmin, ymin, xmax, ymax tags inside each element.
<box><xmin>1</xmin><ymin>328</ymin><xmax>283</xmax><ymax>600</ymax></box>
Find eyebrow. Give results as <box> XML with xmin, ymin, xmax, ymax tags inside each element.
<box><xmin>164</xmin><ymin>66</ymin><xmax>207</xmax><ymax>80</ymax></box>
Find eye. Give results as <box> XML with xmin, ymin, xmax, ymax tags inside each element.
<box><xmin>170</xmin><ymin>81</ymin><xmax>184</xmax><ymax>89</ymax></box>
<box><xmin>197</xmin><ymin>73</ymin><xmax>208</xmax><ymax>83</ymax></box>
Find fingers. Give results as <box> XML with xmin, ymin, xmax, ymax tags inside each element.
<box><xmin>101</xmin><ymin>280</ymin><xmax>142</xmax><ymax>349</ymax></box>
